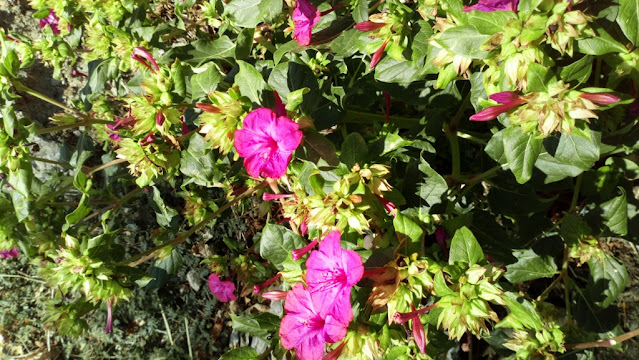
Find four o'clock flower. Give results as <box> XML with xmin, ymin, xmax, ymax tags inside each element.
<box><xmin>280</xmin><ymin>283</ymin><xmax>349</xmax><ymax>360</ymax></box>
<box><xmin>131</xmin><ymin>46</ymin><xmax>160</xmax><ymax>73</ymax></box>
<box><xmin>0</xmin><ymin>247</ymin><xmax>19</xmax><ymax>259</ymax></box>
<box><xmin>394</xmin><ymin>304</ymin><xmax>437</xmax><ymax>354</ymax></box>
<box><xmin>40</xmin><ymin>9</ymin><xmax>69</xmax><ymax>34</ymax></box>
<box><xmin>579</xmin><ymin>92</ymin><xmax>621</xmax><ymax>105</ymax></box>
<box><xmin>234</xmin><ymin>108</ymin><xmax>303</xmax><ymax>179</ymax></box>
<box><xmin>463</xmin><ymin>0</ymin><xmax>519</xmax><ymax>12</ymax></box>
<box><xmin>306</xmin><ymin>230</ymin><xmax>364</xmax><ymax>322</ymax></box>
<box><xmin>470</xmin><ymin>91</ymin><xmax>526</xmax><ymax>121</ymax></box>
<box><xmin>292</xmin><ymin>0</ymin><xmax>321</xmax><ymax>46</ymax></box>
<box><xmin>208</xmin><ymin>273</ymin><xmax>236</xmax><ymax>302</ymax></box>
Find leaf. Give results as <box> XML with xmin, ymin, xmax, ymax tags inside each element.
<box><xmin>576</xmin><ymin>26</ymin><xmax>628</xmax><ymax>55</ymax></box>
<box><xmin>448</xmin><ymin>226</ymin><xmax>483</xmax><ymax>266</ymax></box>
<box><xmin>63</xmin><ymin>194</ymin><xmax>92</xmax><ymax>231</ymax></box>
<box><xmin>8</xmin><ymin>161</ymin><xmax>33</xmax><ymax>199</ymax></box>
<box><xmin>601</xmin><ymin>188</ymin><xmax>628</xmax><ymax>236</ymax></box>
<box><xmin>462</xmin><ymin>11</ymin><xmax>518</xmax><ymax>35</ymax></box>
<box><xmin>235</xmin><ymin>60</ymin><xmax>269</xmax><ymax>105</ymax></box>
<box><xmin>235</xmin><ymin>27</ymin><xmax>255</xmax><ymax>60</ymax></box>
<box><xmin>330</xmin><ymin>29</ymin><xmax>364</xmax><ymax>58</ymax></box>
<box><xmin>499</xmin><ymin>292</ymin><xmax>543</xmax><ymax>331</ymax></box>
<box><xmin>149</xmin><ymin>186</ymin><xmax>178</xmax><ymax>229</ymax></box>
<box><xmin>1</xmin><ymin>106</ymin><xmax>16</xmax><ymax>138</ymax></box>
<box><xmin>526</xmin><ymin>63</ymin><xmax>553</xmax><ymax>92</ymax></box>
<box><xmin>220</xmin><ymin>347</ymin><xmax>259</xmax><ymax>360</ymax></box>
<box><xmin>485</xmin><ymin>129</ymin><xmax>507</xmax><ymax>165</ymax></box>
<box><xmin>374</xmin><ymin>57</ymin><xmax>422</xmax><ymax>84</ymax></box>
<box><xmin>301</xmin><ymin>128</ymin><xmax>339</xmax><ymax>166</ymax></box>
<box><xmin>341</xmin><ymin>133</ymin><xmax>368</xmax><ymax>168</ymax></box>
<box><xmin>434</xmin><ymin>25</ymin><xmax>491</xmax><ymax>59</ymax></box>
<box><xmin>230</xmin><ymin>312</ymin><xmax>280</xmax><ymax>340</ymax></box>
<box><xmin>587</xmin><ymin>252</ymin><xmax>628</xmax><ymax>308</ymax></box>
<box><xmin>180</xmin><ymin>134</ymin><xmax>221</xmax><ymax>186</ymax></box>
<box><xmin>224</xmin><ymin>0</ymin><xmax>282</xmax><ymax>28</ymax></box>
<box><xmin>560</xmin><ymin>214</ymin><xmax>592</xmax><ymax>246</ymax></box>
<box><xmin>187</xmin><ymin>37</ymin><xmax>236</xmax><ymax>65</ymax></box>
<box><xmin>536</xmin><ymin>131</ymin><xmax>601</xmax><ymax>183</ymax></box>
<box><xmin>503</xmin><ymin>127</ymin><xmax>543</xmax><ymax>184</ymax></box>
<box><xmin>10</xmin><ymin>190</ymin><xmax>30</xmax><ymax>222</ymax></box>
<box><xmin>394</xmin><ymin>213</ymin><xmax>423</xmax><ymax>254</ymax></box>
<box><xmin>191</xmin><ymin>65</ymin><xmax>222</xmax><ymax>100</ymax></box>
<box><xmin>146</xmin><ymin>249</ymin><xmax>183</xmax><ymax>289</ymax></box>
<box><xmin>416</xmin><ymin>160</ymin><xmax>447</xmax><ymax>207</ymax></box>
<box><xmin>560</xmin><ymin>56</ymin><xmax>593</xmax><ymax>85</ymax></box>
<box><xmin>267</xmin><ymin>61</ymin><xmax>320</xmax><ymax>113</ymax></box>
<box><xmin>259</xmin><ymin>223</ymin><xmax>306</xmax><ymax>270</ymax></box>
<box><xmin>70</xmin><ymin>133</ymin><xmax>94</xmax><ymax>168</ymax></box>
<box><xmin>618</xmin><ymin>0</ymin><xmax>639</xmax><ymax>46</ymax></box>
<box><xmin>352</xmin><ymin>0</ymin><xmax>369</xmax><ymax>23</ymax></box>
<box><xmin>433</xmin><ymin>271</ymin><xmax>456</xmax><ymax>297</ymax></box>
<box><xmin>505</xmin><ymin>249</ymin><xmax>558</xmax><ymax>283</ymax></box>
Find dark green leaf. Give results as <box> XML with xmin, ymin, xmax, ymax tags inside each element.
<box><xmin>505</xmin><ymin>249</ymin><xmax>558</xmax><ymax>283</ymax></box>
<box><xmin>576</xmin><ymin>26</ymin><xmax>628</xmax><ymax>55</ymax></box>
<box><xmin>601</xmin><ymin>188</ymin><xmax>628</xmax><ymax>236</ymax></box>
<box><xmin>260</xmin><ymin>223</ymin><xmax>306</xmax><ymax>270</ymax></box>
<box><xmin>300</xmin><ymin>128</ymin><xmax>339</xmax><ymax>166</ymax></box>
<box><xmin>187</xmin><ymin>37</ymin><xmax>236</xmax><ymax>65</ymax></box>
<box><xmin>618</xmin><ymin>0</ymin><xmax>639</xmax><ymax>46</ymax></box>
<box><xmin>587</xmin><ymin>252</ymin><xmax>628</xmax><ymax>308</ymax></box>
<box><xmin>230</xmin><ymin>312</ymin><xmax>280</xmax><ymax>340</ymax></box>
<box><xmin>503</xmin><ymin>127</ymin><xmax>543</xmax><ymax>184</ymax></box>
<box><xmin>536</xmin><ymin>131</ymin><xmax>600</xmax><ymax>183</ymax></box>
<box><xmin>330</xmin><ymin>29</ymin><xmax>364</xmax><ymax>58</ymax></box>
<box><xmin>341</xmin><ymin>133</ymin><xmax>368</xmax><ymax>168</ymax></box>
<box><xmin>267</xmin><ymin>61</ymin><xmax>320</xmax><ymax>113</ymax></box>
<box><xmin>560</xmin><ymin>56</ymin><xmax>593</xmax><ymax>85</ymax></box>
<box><xmin>235</xmin><ymin>28</ymin><xmax>255</xmax><ymax>60</ymax></box>
<box><xmin>70</xmin><ymin>133</ymin><xmax>94</xmax><ymax>168</ymax></box>
<box><xmin>224</xmin><ymin>0</ymin><xmax>283</xmax><ymax>28</ymax></box>
<box><xmin>146</xmin><ymin>249</ymin><xmax>183</xmax><ymax>289</ymax></box>
<box><xmin>150</xmin><ymin>186</ymin><xmax>178</xmax><ymax>229</ymax></box>
<box><xmin>394</xmin><ymin>213</ymin><xmax>423</xmax><ymax>254</ymax></box>
<box><xmin>180</xmin><ymin>133</ymin><xmax>221</xmax><ymax>185</ymax></box>
<box><xmin>560</xmin><ymin>214</ymin><xmax>592</xmax><ymax>246</ymax></box>
<box><xmin>417</xmin><ymin>160</ymin><xmax>447</xmax><ymax>207</ymax></box>
<box><xmin>236</xmin><ymin>60</ymin><xmax>269</xmax><ymax>105</ymax></box>
<box><xmin>220</xmin><ymin>347</ymin><xmax>258</xmax><ymax>360</ymax></box>
<box><xmin>191</xmin><ymin>65</ymin><xmax>223</xmax><ymax>100</ymax></box>
<box><xmin>448</xmin><ymin>226</ymin><xmax>483</xmax><ymax>266</ymax></box>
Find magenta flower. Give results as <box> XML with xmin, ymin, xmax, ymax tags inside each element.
<box><xmin>208</xmin><ymin>273</ymin><xmax>236</xmax><ymax>302</ymax></box>
<box><xmin>306</xmin><ymin>230</ymin><xmax>364</xmax><ymax>322</ymax></box>
<box><xmin>105</xmin><ymin>300</ymin><xmax>113</xmax><ymax>334</ymax></box>
<box><xmin>376</xmin><ymin>194</ymin><xmax>397</xmax><ymax>216</ymax></box>
<box><xmin>469</xmin><ymin>91</ymin><xmax>526</xmax><ymax>121</ymax></box>
<box><xmin>291</xmin><ymin>238</ymin><xmax>318</xmax><ymax>261</ymax></box>
<box><xmin>131</xmin><ymin>46</ymin><xmax>159</xmax><ymax>73</ymax></box>
<box><xmin>394</xmin><ymin>304</ymin><xmax>437</xmax><ymax>354</ymax></box>
<box><xmin>262</xmin><ymin>290</ymin><xmax>288</xmax><ymax>300</ymax></box>
<box><xmin>435</xmin><ymin>227</ymin><xmax>450</xmax><ymax>258</ymax></box>
<box><xmin>253</xmin><ymin>272</ymin><xmax>282</xmax><ymax>294</ymax></box>
<box><xmin>40</xmin><ymin>9</ymin><xmax>64</xmax><ymax>34</ymax></box>
<box><xmin>370</xmin><ymin>40</ymin><xmax>389</xmax><ymax>69</ymax></box>
<box><xmin>292</xmin><ymin>0</ymin><xmax>321</xmax><ymax>46</ymax></box>
<box><xmin>463</xmin><ymin>0</ymin><xmax>519</xmax><ymax>12</ymax></box>
<box><xmin>274</xmin><ymin>90</ymin><xmax>287</xmax><ymax>117</ymax></box>
<box><xmin>280</xmin><ymin>283</ymin><xmax>349</xmax><ymax>360</ymax></box>
<box><xmin>579</xmin><ymin>92</ymin><xmax>621</xmax><ymax>105</ymax></box>
<box><xmin>234</xmin><ymin>108</ymin><xmax>303</xmax><ymax>179</ymax></box>
<box><xmin>354</xmin><ymin>21</ymin><xmax>387</xmax><ymax>32</ymax></box>
<box><xmin>0</xmin><ymin>247</ymin><xmax>19</xmax><ymax>259</ymax></box>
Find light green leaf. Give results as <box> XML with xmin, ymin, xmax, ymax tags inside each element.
<box><xmin>230</xmin><ymin>312</ymin><xmax>280</xmax><ymax>340</ymax></box>
<box><xmin>220</xmin><ymin>347</ymin><xmax>258</xmax><ymax>360</ymax></box>
<box><xmin>417</xmin><ymin>160</ymin><xmax>447</xmax><ymax>207</ymax></box>
<box><xmin>601</xmin><ymin>188</ymin><xmax>628</xmax><ymax>236</ymax></box>
<box><xmin>434</xmin><ymin>25</ymin><xmax>491</xmax><ymax>59</ymax></box>
<box><xmin>150</xmin><ymin>186</ymin><xmax>178</xmax><ymax>229</ymax></box>
<box><xmin>618</xmin><ymin>0</ymin><xmax>639</xmax><ymax>46</ymax></box>
<box><xmin>191</xmin><ymin>65</ymin><xmax>222</xmax><ymax>100</ymax></box>
<box><xmin>235</xmin><ymin>60</ymin><xmax>269</xmax><ymax>105</ymax></box>
<box><xmin>180</xmin><ymin>134</ymin><xmax>221</xmax><ymax>186</ymax></box>
<box><xmin>505</xmin><ymin>249</ymin><xmax>558</xmax><ymax>283</ymax></box>
<box><xmin>499</xmin><ymin>292</ymin><xmax>543</xmax><ymax>331</ymax></box>
<box><xmin>394</xmin><ymin>213</ymin><xmax>423</xmax><ymax>254</ymax></box>
<box><xmin>259</xmin><ymin>223</ymin><xmax>306</xmax><ymax>270</ymax></box>
<box><xmin>560</xmin><ymin>55</ymin><xmax>593</xmax><ymax>85</ymax></box>
<box><xmin>224</xmin><ymin>0</ymin><xmax>283</xmax><ymax>28</ymax></box>
<box><xmin>576</xmin><ymin>26</ymin><xmax>628</xmax><ymax>55</ymax></box>
<box><xmin>503</xmin><ymin>127</ymin><xmax>543</xmax><ymax>184</ymax></box>
<box><xmin>449</xmin><ymin>226</ymin><xmax>483</xmax><ymax>266</ymax></box>
<box><xmin>187</xmin><ymin>36</ymin><xmax>236</xmax><ymax>65</ymax></box>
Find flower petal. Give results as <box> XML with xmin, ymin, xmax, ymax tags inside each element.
<box><xmin>292</xmin><ymin>0</ymin><xmax>321</xmax><ymax>46</ymax></box>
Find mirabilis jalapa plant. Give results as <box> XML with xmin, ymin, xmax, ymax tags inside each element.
<box><xmin>1</xmin><ymin>0</ymin><xmax>639</xmax><ymax>357</ymax></box>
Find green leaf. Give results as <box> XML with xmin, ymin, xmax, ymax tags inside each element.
<box><xmin>267</xmin><ymin>61</ymin><xmax>320</xmax><ymax>113</ymax></box>
<box><xmin>499</xmin><ymin>292</ymin><xmax>543</xmax><ymax>331</ymax></box>
<box><xmin>235</xmin><ymin>60</ymin><xmax>269</xmax><ymax>105</ymax></box>
<box><xmin>433</xmin><ymin>271</ymin><xmax>456</xmax><ymax>297</ymax></box>
<box><xmin>560</xmin><ymin>214</ymin><xmax>592</xmax><ymax>246</ymax></box>
<box><xmin>485</xmin><ymin>129</ymin><xmax>507</xmax><ymax>165</ymax></box>
<box><xmin>536</xmin><ymin>131</ymin><xmax>601</xmax><ymax>183</ymax></box>
<box><xmin>230</xmin><ymin>312</ymin><xmax>280</xmax><ymax>340</ymax></box>
<box><xmin>180</xmin><ymin>134</ymin><xmax>221</xmax><ymax>186</ymax></box>
<box><xmin>576</xmin><ymin>26</ymin><xmax>628</xmax><ymax>55</ymax></box>
<box><xmin>224</xmin><ymin>0</ymin><xmax>283</xmax><ymax>28</ymax></box>
<box><xmin>340</xmin><ymin>133</ymin><xmax>368</xmax><ymax>169</ymax></box>
<box><xmin>503</xmin><ymin>127</ymin><xmax>543</xmax><ymax>184</ymax></box>
<box><xmin>601</xmin><ymin>188</ymin><xmax>628</xmax><ymax>236</ymax></box>
<box><xmin>374</xmin><ymin>57</ymin><xmax>422</xmax><ymax>84</ymax></box>
<box><xmin>8</xmin><ymin>161</ymin><xmax>33</xmax><ymax>199</ymax></box>
<box><xmin>273</xmin><ymin>40</ymin><xmax>304</xmax><ymax>65</ymax></box>
<box><xmin>300</xmin><ymin>128</ymin><xmax>339</xmax><ymax>166</ymax></box>
<box><xmin>259</xmin><ymin>223</ymin><xmax>306</xmax><ymax>270</ymax></box>
<box><xmin>63</xmin><ymin>194</ymin><xmax>92</xmax><ymax>230</ymax></box>
<box><xmin>10</xmin><ymin>190</ymin><xmax>30</xmax><ymax>222</ymax></box>
<box><xmin>146</xmin><ymin>248</ymin><xmax>183</xmax><ymax>289</ymax></box>
<box><xmin>191</xmin><ymin>65</ymin><xmax>222</xmax><ymax>100</ymax></box>
<box><xmin>434</xmin><ymin>25</ymin><xmax>491</xmax><ymax>59</ymax></box>
<box><xmin>186</xmin><ymin>37</ymin><xmax>236</xmax><ymax>65</ymax></box>
<box><xmin>352</xmin><ymin>0</ymin><xmax>369</xmax><ymax>23</ymax></box>
<box><xmin>505</xmin><ymin>249</ymin><xmax>558</xmax><ymax>283</ymax></box>
<box><xmin>1</xmin><ymin>106</ymin><xmax>16</xmax><ymax>138</ymax></box>
<box><xmin>417</xmin><ymin>160</ymin><xmax>448</xmax><ymax>207</ymax></box>
<box><xmin>587</xmin><ymin>252</ymin><xmax>628</xmax><ymax>308</ymax></box>
<box><xmin>526</xmin><ymin>63</ymin><xmax>553</xmax><ymax>92</ymax></box>
<box><xmin>462</xmin><ymin>11</ymin><xmax>518</xmax><ymax>35</ymax></box>
<box><xmin>235</xmin><ymin>28</ymin><xmax>255</xmax><ymax>60</ymax></box>
<box><xmin>220</xmin><ymin>347</ymin><xmax>259</xmax><ymax>360</ymax></box>
<box><xmin>559</xmin><ymin>55</ymin><xmax>593</xmax><ymax>85</ymax></box>
<box><xmin>70</xmin><ymin>133</ymin><xmax>94</xmax><ymax>168</ymax></box>
<box><xmin>330</xmin><ymin>29</ymin><xmax>364</xmax><ymax>58</ymax></box>
<box><xmin>448</xmin><ymin>226</ymin><xmax>483</xmax><ymax>266</ymax></box>
<box><xmin>394</xmin><ymin>213</ymin><xmax>423</xmax><ymax>254</ymax></box>
<box><xmin>149</xmin><ymin>186</ymin><xmax>178</xmax><ymax>229</ymax></box>
<box><xmin>618</xmin><ymin>0</ymin><xmax>639</xmax><ymax>46</ymax></box>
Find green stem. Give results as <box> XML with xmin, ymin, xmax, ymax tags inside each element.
<box><xmin>570</xmin><ymin>174</ymin><xmax>583</xmax><ymax>212</ymax></box>
<box><xmin>13</xmin><ymin>81</ymin><xmax>84</xmax><ymax>118</ymax></box>
<box><xmin>445</xmin><ymin>94</ymin><xmax>472</xmax><ymax>181</ymax></box>
<box><xmin>457</xmin><ymin>130</ymin><xmax>487</xmax><ymax>145</ymax></box>
<box><xmin>34</xmin><ymin>119</ymin><xmax>114</xmax><ymax>135</ymax></box>
<box><xmin>594</xmin><ymin>57</ymin><xmax>603</xmax><ymax>87</ymax></box>
<box><xmin>30</xmin><ymin>157</ymin><xmax>74</xmax><ymax>169</ymax></box>
<box><xmin>87</xmin><ymin>158</ymin><xmax>127</xmax><ymax>177</ymax></box>
<box><xmin>342</xmin><ymin>109</ymin><xmax>420</xmax><ymax>129</ymax></box>
<box><xmin>120</xmin><ymin>180</ymin><xmax>268</xmax><ymax>267</ymax></box>
<box><xmin>566</xmin><ymin>327</ymin><xmax>639</xmax><ymax>350</ymax></box>
<box><xmin>0</xmin><ymin>274</ymin><xmax>46</xmax><ymax>284</ymax></box>
<box><xmin>562</xmin><ymin>245</ymin><xmax>571</xmax><ymax>318</ymax></box>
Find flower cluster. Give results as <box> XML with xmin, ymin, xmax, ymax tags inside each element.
<box><xmin>279</xmin><ymin>230</ymin><xmax>364</xmax><ymax>360</ymax></box>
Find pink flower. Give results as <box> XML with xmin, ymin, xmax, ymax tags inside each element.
<box><xmin>131</xmin><ymin>46</ymin><xmax>159</xmax><ymax>73</ymax></box>
<box><xmin>291</xmin><ymin>238</ymin><xmax>318</xmax><ymax>261</ymax></box>
<box><xmin>40</xmin><ymin>9</ymin><xmax>64</xmax><ymax>34</ymax></box>
<box><xmin>292</xmin><ymin>0</ymin><xmax>321</xmax><ymax>46</ymax></box>
<box><xmin>254</xmin><ymin>272</ymin><xmax>282</xmax><ymax>294</ymax></box>
<box><xmin>376</xmin><ymin>195</ymin><xmax>397</xmax><ymax>216</ymax></box>
<box><xmin>463</xmin><ymin>0</ymin><xmax>519</xmax><ymax>12</ymax></box>
<box><xmin>354</xmin><ymin>21</ymin><xmax>387</xmax><ymax>32</ymax></box>
<box><xmin>139</xmin><ymin>132</ymin><xmax>156</xmax><ymax>146</ymax></box>
<box><xmin>263</xmin><ymin>193</ymin><xmax>294</xmax><ymax>201</ymax></box>
<box><xmin>435</xmin><ymin>227</ymin><xmax>449</xmax><ymax>258</ymax></box>
<box><xmin>262</xmin><ymin>290</ymin><xmax>288</xmax><ymax>300</ymax></box>
<box><xmin>274</xmin><ymin>90</ymin><xmax>286</xmax><ymax>117</ymax></box>
<box><xmin>306</xmin><ymin>230</ymin><xmax>364</xmax><ymax>322</ymax></box>
<box><xmin>208</xmin><ymin>273</ymin><xmax>236</xmax><ymax>302</ymax></box>
<box><xmin>469</xmin><ymin>91</ymin><xmax>526</xmax><ymax>121</ymax></box>
<box><xmin>234</xmin><ymin>108</ymin><xmax>303</xmax><ymax>179</ymax></box>
<box><xmin>0</xmin><ymin>247</ymin><xmax>19</xmax><ymax>259</ymax></box>
<box><xmin>394</xmin><ymin>304</ymin><xmax>437</xmax><ymax>354</ymax></box>
<box><xmin>179</xmin><ymin>115</ymin><xmax>189</xmax><ymax>135</ymax></box>
<box><xmin>105</xmin><ymin>300</ymin><xmax>113</xmax><ymax>334</ymax></box>
<box><xmin>105</xmin><ymin>125</ymin><xmax>121</xmax><ymax>141</ymax></box>
<box><xmin>370</xmin><ymin>40</ymin><xmax>389</xmax><ymax>69</ymax></box>
<box><xmin>196</xmin><ymin>103</ymin><xmax>221</xmax><ymax>113</ymax></box>
<box><xmin>280</xmin><ymin>283</ymin><xmax>348</xmax><ymax>360</ymax></box>
<box><xmin>579</xmin><ymin>92</ymin><xmax>621</xmax><ymax>105</ymax></box>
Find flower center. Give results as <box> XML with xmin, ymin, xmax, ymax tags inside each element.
<box><xmin>259</xmin><ymin>138</ymin><xmax>278</xmax><ymax>160</ymax></box>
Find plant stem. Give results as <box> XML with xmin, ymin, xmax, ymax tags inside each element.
<box><xmin>13</xmin><ymin>81</ymin><xmax>83</xmax><ymax>117</ymax></box>
<box><xmin>0</xmin><ymin>274</ymin><xmax>46</xmax><ymax>284</ymax></box>
<box><xmin>562</xmin><ymin>245</ymin><xmax>571</xmax><ymax>318</ymax></box>
<box><xmin>34</xmin><ymin>119</ymin><xmax>114</xmax><ymax>135</ymax></box>
<box><xmin>87</xmin><ymin>158</ymin><xmax>127</xmax><ymax>177</ymax></box>
<box><xmin>30</xmin><ymin>157</ymin><xmax>75</xmax><ymax>169</ymax></box>
<box><xmin>566</xmin><ymin>327</ymin><xmax>639</xmax><ymax>350</ymax></box>
<box><xmin>569</xmin><ymin>174</ymin><xmax>583</xmax><ymax>212</ymax></box>
<box><xmin>121</xmin><ymin>180</ymin><xmax>268</xmax><ymax>267</ymax></box>
<box><xmin>342</xmin><ymin>109</ymin><xmax>421</xmax><ymax>129</ymax></box>
<box><xmin>536</xmin><ymin>272</ymin><xmax>564</xmax><ymax>301</ymax></box>
<box><xmin>445</xmin><ymin>94</ymin><xmax>471</xmax><ymax>181</ymax></box>
<box><xmin>457</xmin><ymin>130</ymin><xmax>487</xmax><ymax>145</ymax></box>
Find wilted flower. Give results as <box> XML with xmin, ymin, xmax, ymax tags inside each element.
<box><xmin>292</xmin><ymin>0</ymin><xmax>321</xmax><ymax>46</ymax></box>
<box><xmin>234</xmin><ymin>108</ymin><xmax>303</xmax><ymax>179</ymax></box>
<box><xmin>0</xmin><ymin>247</ymin><xmax>19</xmax><ymax>259</ymax></box>
<box><xmin>208</xmin><ymin>273</ymin><xmax>236</xmax><ymax>302</ymax></box>
<box><xmin>280</xmin><ymin>283</ymin><xmax>349</xmax><ymax>360</ymax></box>
<box><xmin>306</xmin><ymin>230</ymin><xmax>364</xmax><ymax>322</ymax></box>
<box><xmin>375</xmin><ymin>195</ymin><xmax>397</xmax><ymax>216</ymax></box>
<box><xmin>463</xmin><ymin>0</ymin><xmax>519</xmax><ymax>12</ymax></box>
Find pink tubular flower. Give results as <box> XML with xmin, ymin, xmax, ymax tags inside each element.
<box><xmin>196</xmin><ymin>103</ymin><xmax>221</xmax><ymax>113</ymax></box>
<box><xmin>263</xmin><ymin>192</ymin><xmax>294</xmax><ymax>201</ymax></box>
<box><xmin>370</xmin><ymin>40</ymin><xmax>389</xmax><ymax>69</ymax></box>
<box><xmin>579</xmin><ymin>92</ymin><xmax>621</xmax><ymax>105</ymax></box>
<box><xmin>131</xmin><ymin>46</ymin><xmax>160</xmax><ymax>73</ymax></box>
<box><xmin>469</xmin><ymin>91</ymin><xmax>526</xmax><ymax>121</ymax></box>
<box><xmin>179</xmin><ymin>115</ymin><xmax>189</xmax><ymax>135</ymax></box>
<box><xmin>0</xmin><ymin>247</ymin><xmax>19</xmax><ymax>259</ymax></box>
<box><xmin>394</xmin><ymin>304</ymin><xmax>436</xmax><ymax>354</ymax></box>
<box><xmin>280</xmin><ymin>283</ymin><xmax>349</xmax><ymax>360</ymax></box>
<box><xmin>306</xmin><ymin>230</ymin><xmax>364</xmax><ymax>322</ymax></box>
<box><xmin>208</xmin><ymin>273</ymin><xmax>237</xmax><ymax>302</ymax></box>
<box><xmin>262</xmin><ymin>290</ymin><xmax>288</xmax><ymax>300</ymax></box>
<box><xmin>105</xmin><ymin>300</ymin><xmax>113</xmax><ymax>334</ymax></box>
<box><xmin>254</xmin><ymin>272</ymin><xmax>282</xmax><ymax>294</ymax></box>
<box><xmin>354</xmin><ymin>21</ymin><xmax>387</xmax><ymax>32</ymax></box>
<box><xmin>139</xmin><ymin>132</ymin><xmax>156</xmax><ymax>146</ymax></box>
<box><xmin>234</xmin><ymin>108</ymin><xmax>303</xmax><ymax>179</ymax></box>
<box><xmin>292</xmin><ymin>0</ymin><xmax>321</xmax><ymax>46</ymax></box>
<box><xmin>463</xmin><ymin>0</ymin><xmax>519</xmax><ymax>12</ymax></box>
<box><xmin>40</xmin><ymin>9</ymin><xmax>63</xmax><ymax>34</ymax></box>
<box><xmin>323</xmin><ymin>341</ymin><xmax>347</xmax><ymax>360</ymax></box>
<box><xmin>155</xmin><ymin>110</ymin><xmax>165</xmax><ymax>126</ymax></box>
<box><xmin>291</xmin><ymin>239</ymin><xmax>319</xmax><ymax>261</ymax></box>
<box><xmin>106</xmin><ymin>124</ymin><xmax>121</xmax><ymax>142</ymax></box>
<box><xmin>375</xmin><ymin>195</ymin><xmax>397</xmax><ymax>216</ymax></box>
